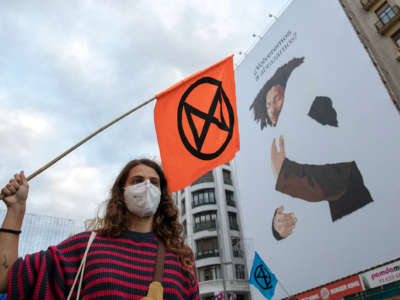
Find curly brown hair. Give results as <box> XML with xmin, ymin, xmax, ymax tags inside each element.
<box><xmin>249</xmin><ymin>57</ymin><xmax>305</xmax><ymax>130</ymax></box>
<box><xmin>89</xmin><ymin>158</ymin><xmax>194</xmax><ymax>274</ymax></box>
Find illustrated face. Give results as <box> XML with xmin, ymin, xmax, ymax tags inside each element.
<box><xmin>265</xmin><ymin>85</ymin><xmax>285</xmax><ymax>126</ymax></box>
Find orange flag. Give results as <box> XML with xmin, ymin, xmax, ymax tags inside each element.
<box><xmin>154</xmin><ymin>55</ymin><xmax>240</xmax><ymax>192</ymax></box>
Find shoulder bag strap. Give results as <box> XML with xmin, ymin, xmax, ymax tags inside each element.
<box><xmin>67</xmin><ymin>231</ymin><xmax>97</xmax><ymax>300</ymax></box>
<box><xmin>153</xmin><ymin>239</ymin><xmax>165</xmax><ymax>283</ymax></box>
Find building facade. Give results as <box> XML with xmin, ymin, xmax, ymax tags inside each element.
<box><xmin>340</xmin><ymin>0</ymin><xmax>400</xmax><ymax>110</ymax></box>
<box><xmin>174</xmin><ymin>162</ymin><xmax>251</xmax><ymax>300</ymax></box>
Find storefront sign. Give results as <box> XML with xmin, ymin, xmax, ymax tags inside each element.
<box><xmin>297</xmin><ymin>276</ymin><xmax>363</xmax><ymax>300</ymax></box>
<box><xmin>360</xmin><ymin>260</ymin><xmax>400</xmax><ymax>289</ymax></box>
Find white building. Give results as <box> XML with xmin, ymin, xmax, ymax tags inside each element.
<box><xmin>174</xmin><ymin>162</ymin><xmax>251</xmax><ymax>300</ymax></box>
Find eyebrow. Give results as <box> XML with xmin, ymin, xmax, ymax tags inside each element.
<box><xmin>128</xmin><ymin>176</ymin><xmax>160</xmax><ymax>182</ymax></box>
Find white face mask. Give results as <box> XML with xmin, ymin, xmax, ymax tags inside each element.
<box><xmin>124</xmin><ymin>179</ymin><xmax>161</xmax><ymax>217</ymax></box>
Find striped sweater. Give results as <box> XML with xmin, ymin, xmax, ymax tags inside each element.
<box><xmin>7</xmin><ymin>231</ymin><xmax>199</xmax><ymax>300</ymax></box>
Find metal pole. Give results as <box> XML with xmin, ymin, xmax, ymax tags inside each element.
<box><xmin>1</xmin><ymin>96</ymin><xmax>156</xmax><ymax>199</ymax></box>
<box><xmin>278</xmin><ymin>281</ymin><xmax>291</xmax><ymax>297</ymax></box>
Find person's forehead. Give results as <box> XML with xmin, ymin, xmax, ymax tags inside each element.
<box><xmin>127</xmin><ymin>164</ymin><xmax>160</xmax><ymax>179</ymax></box>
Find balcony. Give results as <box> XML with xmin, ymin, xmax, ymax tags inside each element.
<box><xmin>360</xmin><ymin>0</ymin><xmax>379</xmax><ymax>11</ymax></box>
<box><xmin>193</xmin><ymin>221</ymin><xmax>216</xmax><ymax>233</ymax></box>
<box><xmin>375</xmin><ymin>5</ymin><xmax>400</xmax><ymax>35</ymax></box>
<box><xmin>196</xmin><ymin>249</ymin><xmax>219</xmax><ymax>260</ymax></box>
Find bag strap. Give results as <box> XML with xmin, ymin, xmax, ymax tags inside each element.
<box><xmin>153</xmin><ymin>239</ymin><xmax>165</xmax><ymax>282</ymax></box>
<box><xmin>67</xmin><ymin>231</ymin><xmax>97</xmax><ymax>300</ymax></box>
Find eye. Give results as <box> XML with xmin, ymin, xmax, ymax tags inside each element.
<box><xmin>150</xmin><ymin>178</ymin><xmax>160</xmax><ymax>187</ymax></box>
<box><xmin>131</xmin><ymin>177</ymin><xmax>145</xmax><ymax>185</ymax></box>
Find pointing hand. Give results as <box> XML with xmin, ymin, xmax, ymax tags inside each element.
<box><xmin>271</xmin><ymin>135</ymin><xmax>286</xmax><ymax>179</ymax></box>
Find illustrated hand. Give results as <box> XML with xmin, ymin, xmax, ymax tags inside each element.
<box><xmin>271</xmin><ymin>135</ymin><xmax>286</xmax><ymax>179</ymax></box>
<box><xmin>1</xmin><ymin>171</ymin><xmax>29</xmax><ymax>212</ymax></box>
<box><xmin>273</xmin><ymin>206</ymin><xmax>297</xmax><ymax>239</ymax></box>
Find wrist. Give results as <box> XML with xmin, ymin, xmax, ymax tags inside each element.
<box><xmin>4</xmin><ymin>207</ymin><xmax>26</xmax><ymax>230</ymax></box>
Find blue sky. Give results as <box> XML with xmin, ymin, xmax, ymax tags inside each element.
<box><xmin>0</xmin><ymin>0</ymin><xmax>291</xmax><ymax>220</ymax></box>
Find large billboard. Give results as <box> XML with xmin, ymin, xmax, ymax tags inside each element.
<box><xmin>234</xmin><ymin>0</ymin><xmax>400</xmax><ymax>298</ymax></box>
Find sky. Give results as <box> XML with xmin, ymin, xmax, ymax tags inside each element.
<box><xmin>0</xmin><ymin>0</ymin><xmax>292</xmax><ymax>221</ymax></box>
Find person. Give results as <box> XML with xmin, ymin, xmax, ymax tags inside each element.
<box><xmin>249</xmin><ymin>57</ymin><xmax>374</xmax><ymax>241</ymax></box>
<box><xmin>249</xmin><ymin>57</ymin><xmax>305</xmax><ymax>129</ymax></box>
<box><xmin>0</xmin><ymin>158</ymin><xmax>199</xmax><ymax>299</ymax></box>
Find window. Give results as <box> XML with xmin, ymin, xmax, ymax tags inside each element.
<box><xmin>197</xmin><ymin>265</ymin><xmax>221</xmax><ymax>282</ymax></box>
<box><xmin>226</xmin><ymin>190</ymin><xmax>235</xmax><ymax>207</ymax></box>
<box><xmin>223</xmin><ymin>170</ymin><xmax>233</xmax><ymax>185</ymax></box>
<box><xmin>392</xmin><ymin>29</ymin><xmax>400</xmax><ymax>47</ymax></box>
<box><xmin>376</xmin><ymin>2</ymin><xmax>396</xmax><ymax>24</ymax></box>
<box><xmin>182</xmin><ymin>220</ymin><xmax>187</xmax><ymax>239</ymax></box>
<box><xmin>192</xmin><ymin>171</ymin><xmax>214</xmax><ymax>185</ymax></box>
<box><xmin>181</xmin><ymin>198</ymin><xmax>186</xmax><ymax>216</ymax></box>
<box><xmin>235</xmin><ymin>264</ymin><xmax>246</xmax><ymax>279</ymax></box>
<box><xmin>236</xmin><ymin>294</ymin><xmax>245</xmax><ymax>300</ymax></box>
<box><xmin>193</xmin><ymin>211</ymin><xmax>217</xmax><ymax>232</ymax></box>
<box><xmin>196</xmin><ymin>237</ymin><xmax>219</xmax><ymax>259</ymax></box>
<box><xmin>231</xmin><ymin>237</ymin><xmax>243</xmax><ymax>257</ymax></box>
<box><xmin>228</xmin><ymin>212</ymin><xmax>239</xmax><ymax>230</ymax></box>
<box><xmin>192</xmin><ymin>189</ymin><xmax>216</xmax><ymax>208</ymax></box>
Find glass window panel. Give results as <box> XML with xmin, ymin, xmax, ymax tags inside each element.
<box><xmin>199</xmin><ymin>192</ymin><xmax>204</xmax><ymax>203</ymax></box>
<box><xmin>204</xmin><ymin>191</ymin><xmax>209</xmax><ymax>203</ymax></box>
<box><xmin>223</xmin><ymin>170</ymin><xmax>233</xmax><ymax>185</ymax></box>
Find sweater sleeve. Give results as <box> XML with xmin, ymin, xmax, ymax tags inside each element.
<box><xmin>7</xmin><ymin>232</ymin><xmax>90</xmax><ymax>300</ymax></box>
<box><xmin>188</xmin><ymin>268</ymin><xmax>200</xmax><ymax>300</ymax></box>
<box><xmin>276</xmin><ymin>159</ymin><xmax>374</xmax><ymax>221</ymax></box>
<box><xmin>276</xmin><ymin>158</ymin><xmax>352</xmax><ymax>202</ymax></box>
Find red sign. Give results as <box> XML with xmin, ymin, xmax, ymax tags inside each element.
<box><xmin>297</xmin><ymin>275</ymin><xmax>363</xmax><ymax>300</ymax></box>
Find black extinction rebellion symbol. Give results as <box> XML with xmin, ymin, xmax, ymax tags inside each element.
<box><xmin>177</xmin><ymin>77</ymin><xmax>235</xmax><ymax>160</ymax></box>
<box><xmin>255</xmin><ymin>264</ymin><xmax>273</xmax><ymax>290</ymax></box>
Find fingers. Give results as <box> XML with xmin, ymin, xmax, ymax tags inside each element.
<box><xmin>10</xmin><ymin>179</ymin><xmax>19</xmax><ymax>190</ymax></box>
<box><xmin>275</xmin><ymin>213</ymin><xmax>296</xmax><ymax>226</ymax></box>
<box><xmin>14</xmin><ymin>172</ymin><xmax>22</xmax><ymax>185</ymax></box>
<box><xmin>21</xmin><ymin>171</ymin><xmax>28</xmax><ymax>185</ymax></box>
<box><xmin>272</xmin><ymin>136</ymin><xmax>285</xmax><ymax>155</ymax></box>
<box><xmin>1</xmin><ymin>186</ymin><xmax>11</xmax><ymax>196</ymax></box>
<box><xmin>7</xmin><ymin>182</ymin><xmax>17</xmax><ymax>194</ymax></box>
<box><xmin>271</xmin><ymin>138</ymin><xmax>277</xmax><ymax>155</ymax></box>
<box><xmin>14</xmin><ymin>171</ymin><xmax>27</xmax><ymax>185</ymax></box>
<box><xmin>1</xmin><ymin>171</ymin><xmax>27</xmax><ymax>198</ymax></box>
<box><xmin>274</xmin><ymin>207</ymin><xmax>297</xmax><ymax>238</ymax></box>
<box><xmin>279</xmin><ymin>135</ymin><xmax>285</xmax><ymax>154</ymax></box>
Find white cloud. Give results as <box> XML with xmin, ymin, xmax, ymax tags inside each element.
<box><xmin>0</xmin><ymin>106</ymin><xmax>53</xmax><ymax>160</ymax></box>
<box><xmin>27</xmin><ymin>153</ymin><xmax>116</xmax><ymax>220</ymax></box>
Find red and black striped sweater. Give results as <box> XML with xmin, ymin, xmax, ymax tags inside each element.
<box><xmin>7</xmin><ymin>231</ymin><xmax>199</xmax><ymax>300</ymax></box>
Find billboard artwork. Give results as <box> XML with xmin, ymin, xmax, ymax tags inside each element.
<box><xmin>234</xmin><ymin>0</ymin><xmax>400</xmax><ymax>298</ymax></box>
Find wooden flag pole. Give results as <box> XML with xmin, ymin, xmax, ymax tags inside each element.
<box><xmin>1</xmin><ymin>96</ymin><xmax>156</xmax><ymax>199</ymax></box>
